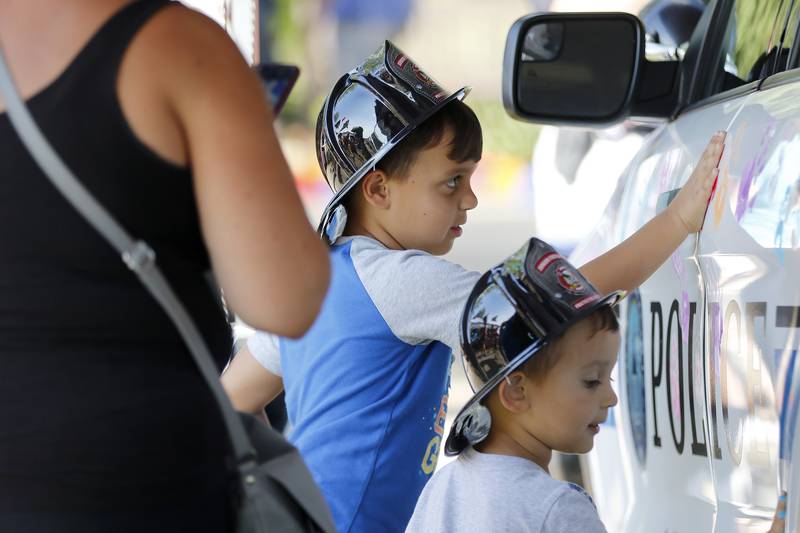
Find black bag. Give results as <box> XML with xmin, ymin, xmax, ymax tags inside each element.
<box><xmin>0</xmin><ymin>44</ymin><xmax>335</xmax><ymax>533</ymax></box>
<box><xmin>238</xmin><ymin>415</ymin><xmax>335</xmax><ymax>532</ymax></box>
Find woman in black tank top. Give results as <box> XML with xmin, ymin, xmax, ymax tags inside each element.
<box><xmin>0</xmin><ymin>1</ymin><xmax>330</xmax><ymax>531</ymax></box>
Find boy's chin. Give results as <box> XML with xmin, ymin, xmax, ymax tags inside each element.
<box><xmin>562</xmin><ymin>439</ymin><xmax>594</xmax><ymax>455</ymax></box>
<box><xmin>430</xmin><ymin>239</ymin><xmax>455</xmax><ymax>256</ymax></box>
<box><xmin>418</xmin><ymin>244</ymin><xmax>452</xmax><ymax>256</ymax></box>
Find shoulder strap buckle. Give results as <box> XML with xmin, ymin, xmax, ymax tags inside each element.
<box><xmin>122</xmin><ymin>240</ymin><xmax>156</xmax><ymax>272</ymax></box>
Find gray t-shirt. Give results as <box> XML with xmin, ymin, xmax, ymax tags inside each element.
<box><xmin>405</xmin><ymin>448</ymin><xmax>608</xmax><ymax>533</ymax></box>
<box><xmin>248</xmin><ymin>235</ymin><xmax>480</xmax><ymax>376</ymax></box>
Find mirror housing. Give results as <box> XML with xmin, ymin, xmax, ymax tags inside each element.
<box><xmin>503</xmin><ymin>12</ymin><xmax>680</xmax><ymax>127</ymax></box>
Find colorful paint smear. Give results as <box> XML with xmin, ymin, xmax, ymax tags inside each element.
<box><xmin>658</xmin><ymin>149</ymin><xmax>682</xmax><ymax>194</ymax></box>
<box><xmin>713</xmin><ymin>167</ymin><xmax>730</xmax><ymax>227</ymax></box>
<box><xmin>671</xmin><ymin>251</ymin><xmax>686</xmax><ymax>278</ymax></box>
<box><xmin>670</xmin><ymin>250</ymin><xmax>692</xmax><ymax>345</ymax></box>
<box><xmin>670</xmin><ymin>340</ymin><xmax>683</xmax><ymax>426</ymax></box>
<box><xmin>714</xmin><ymin>121</ymin><xmax>747</xmax><ymax>228</ymax></box>
<box><xmin>680</xmin><ymin>291</ymin><xmax>691</xmax><ymax>345</ymax></box>
<box><xmin>736</xmin><ymin>124</ymin><xmax>776</xmax><ymax>222</ymax></box>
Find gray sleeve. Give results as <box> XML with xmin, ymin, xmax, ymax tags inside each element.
<box><xmin>542</xmin><ymin>487</ymin><xmax>608</xmax><ymax>533</ymax></box>
<box><xmin>246</xmin><ymin>332</ymin><xmax>282</xmax><ymax>377</ymax></box>
<box><xmin>350</xmin><ymin>238</ymin><xmax>481</xmax><ymax>353</ymax></box>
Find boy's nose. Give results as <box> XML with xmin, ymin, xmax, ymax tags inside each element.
<box><xmin>605</xmin><ymin>384</ymin><xmax>618</xmax><ymax>408</ymax></box>
<box><xmin>460</xmin><ymin>183</ymin><xmax>478</xmax><ymax>211</ymax></box>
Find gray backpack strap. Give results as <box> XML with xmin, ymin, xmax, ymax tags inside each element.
<box><xmin>0</xmin><ymin>44</ymin><xmax>258</xmax><ymax>473</ymax></box>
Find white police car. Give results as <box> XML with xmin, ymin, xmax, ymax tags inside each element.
<box><xmin>504</xmin><ymin>1</ymin><xmax>800</xmax><ymax>531</ymax></box>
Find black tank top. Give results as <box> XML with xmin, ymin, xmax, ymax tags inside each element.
<box><xmin>0</xmin><ymin>0</ymin><xmax>234</xmax><ymax>513</ymax></box>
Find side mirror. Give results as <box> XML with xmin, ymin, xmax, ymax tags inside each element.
<box><xmin>503</xmin><ymin>13</ymin><xmax>645</xmax><ymax>127</ymax></box>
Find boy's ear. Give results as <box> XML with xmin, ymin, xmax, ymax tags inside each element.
<box><xmin>361</xmin><ymin>170</ymin><xmax>391</xmax><ymax>210</ymax></box>
<box><xmin>497</xmin><ymin>371</ymin><xmax>531</xmax><ymax>414</ymax></box>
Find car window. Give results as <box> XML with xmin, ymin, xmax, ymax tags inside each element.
<box><xmin>705</xmin><ymin>0</ymin><xmax>789</xmax><ymax>96</ymax></box>
<box><xmin>782</xmin><ymin>1</ymin><xmax>800</xmax><ymax>72</ymax></box>
<box><xmin>641</xmin><ymin>1</ymin><xmax>709</xmax><ymax>63</ymax></box>
<box><xmin>763</xmin><ymin>0</ymin><xmax>800</xmax><ymax>75</ymax></box>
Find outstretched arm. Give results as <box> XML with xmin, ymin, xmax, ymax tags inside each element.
<box><xmin>580</xmin><ymin>132</ymin><xmax>726</xmax><ymax>294</ymax></box>
<box><xmin>222</xmin><ymin>345</ymin><xmax>284</xmax><ymax>420</ymax></box>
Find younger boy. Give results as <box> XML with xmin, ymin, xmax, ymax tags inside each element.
<box><xmin>222</xmin><ymin>40</ymin><xmax>725</xmax><ymax>532</ymax></box>
<box><xmin>406</xmin><ymin>238</ymin><xmax>622</xmax><ymax>532</ymax></box>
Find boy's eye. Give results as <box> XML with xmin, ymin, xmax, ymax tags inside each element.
<box><xmin>445</xmin><ymin>175</ymin><xmax>462</xmax><ymax>189</ymax></box>
<box><xmin>583</xmin><ymin>379</ymin><xmax>601</xmax><ymax>389</ymax></box>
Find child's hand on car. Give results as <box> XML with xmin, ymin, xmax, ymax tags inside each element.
<box><xmin>668</xmin><ymin>131</ymin><xmax>726</xmax><ymax>233</ymax></box>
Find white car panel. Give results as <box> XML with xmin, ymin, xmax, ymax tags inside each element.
<box><xmin>700</xmin><ymin>81</ymin><xmax>800</xmax><ymax>532</ymax></box>
<box><xmin>573</xmin><ymin>75</ymin><xmax>800</xmax><ymax>531</ymax></box>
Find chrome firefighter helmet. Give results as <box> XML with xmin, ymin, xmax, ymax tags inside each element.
<box><xmin>316</xmin><ymin>40</ymin><xmax>470</xmax><ymax>243</ymax></box>
<box><xmin>445</xmin><ymin>238</ymin><xmax>624</xmax><ymax>456</ymax></box>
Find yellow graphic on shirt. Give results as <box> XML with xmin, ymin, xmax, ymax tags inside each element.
<box><xmin>421</xmin><ymin>436</ymin><xmax>440</xmax><ymax>474</ymax></box>
<box><xmin>421</xmin><ymin>394</ymin><xmax>448</xmax><ymax>475</ymax></box>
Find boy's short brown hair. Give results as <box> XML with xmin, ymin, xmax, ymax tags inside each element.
<box><xmin>376</xmin><ymin>99</ymin><xmax>483</xmax><ymax>179</ymax></box>
<box><xmin>343</xmin><ymin>99</ymin><xmax>482</xmax><ymax>217</ymax></box>
<box><xmin>521</xmin><ymin>306</ymin><xmax>620</xmax><ymax>382</ymax></box>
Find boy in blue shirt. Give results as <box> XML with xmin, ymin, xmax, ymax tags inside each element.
<box><xmin>222</xmin><ymin>41</ymin><xmax>725</xmax><ymax>532</ymax></box>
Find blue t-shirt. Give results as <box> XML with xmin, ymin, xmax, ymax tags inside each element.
<box><xmin>248</xmin><ymin>236</ymin><xmax>479</xmax><ymax>532</ymax></box>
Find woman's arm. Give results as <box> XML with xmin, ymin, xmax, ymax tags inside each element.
<box><xmin>151</xmin><ymin>7</ymin><xmax>330</xmax><ymax>337</ymax></box>
<box><xmin>580</xmin><ymin>132</ymin><xmax>725</xmax><ymax>294</ymax></box>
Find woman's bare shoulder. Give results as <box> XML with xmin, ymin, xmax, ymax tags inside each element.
<box><xmin>132</xmin><ymin>3</ymin><xmax>253</xmax><ymax>89</ymax></box>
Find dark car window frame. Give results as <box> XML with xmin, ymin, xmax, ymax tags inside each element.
<box><xmin>790</xmin><ymin>1</ymin><xmax>800</xmax><ymax>68</ymax></box>
<box><xmin>756</xmin><ymin>0</ymin><xmax>800</xmax><ymax>90</ymax></box>
<box><xmin>762</xmin><ymin>0</ymin><xmax>798</xmax><ymax>77</ymax></box>
<box><xmin>682</xmin><ymin>0</ymin><xmax>730</xmax><ymax>103</ymax></box>
<box><xmin>679</xmin><ymin>0</ymin><xmax>791</xmax><ymax>115</ymax></box>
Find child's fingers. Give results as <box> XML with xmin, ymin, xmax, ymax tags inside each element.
<box><xmin>694</xmin><ymin>136</ymin><xmax>725</xmax><ymax>185</ymax></box>
<box><xmin>716</xmin><ymin>137</ymin><xmax>726</xmax><ymax>166</ymax></box>
<box><xmin>695</xmin><ymin>158</ymin><xmax>718</xmax><ymax>193</ymax></box>
<box><xmin>700</xmin><ymin>132</ymin><xmax>726</xmax><ymax>168</ymax></box>
<box><xmin>710</xmin><ymin>132</ymin><xmax>726</xmax><ymax>164</ymax></box>
<box><xmin>701</xmin><ymin>135</ymin><xmax>720</xmax><ymax>157</ymax></box>
<box><xmin>693</xmin><ymin>151</ymin><xmax>717</xmax><ymax>182</ymax></box>
<box><xmin>707</xmin><ymin>170</ymin><xmax>719</xmax><ymax>206</ymax></box>
<box><xmin>703</xmin><ymin>169</ymin><xmax>717</xmax><ymax>191</ymax></box>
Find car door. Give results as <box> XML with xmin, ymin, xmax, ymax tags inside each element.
<box><xmin>700</xmin><ymin>2</ymin><xmax>800</xmax><ymax>531</ymax></box>
<box><xmin>571</xmin><ymin>1</ymin><xmax>800</xmax><ymax>531</ymax></box>
<box><xmin>577</xmin><ymin>103</ymin><xmax>741</xmax><ymax>533</ymax></box>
